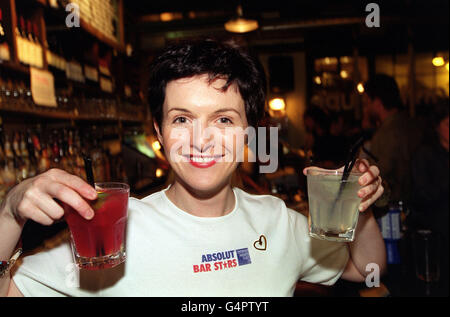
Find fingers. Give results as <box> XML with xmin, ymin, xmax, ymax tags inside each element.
<box><xmin>358</xmin><ymin>164</ymin><xmax>380</xmax><ymax>186</ymax></box>
<box><xmin>358</xmin><ymin>176</ymin><xmax>381</xmax><ymax>198</ymax></box>
<box><xmin>355</xmin><ymin>159</ymin><xmax>370</xmax><ymax>173</ymax></box>
<box><xmin>46</xmin><ymin>182</ymin><xmax>94</xmax><ymax>220</ymax></box>
<box><xmin>359</xmin><ymin>182</ymin><xmax>384</xmax><ymax>212</ymax></box>
<box><xmin>46</xmin><ymin>169</ymin><xmax>97</xmax><ymax>200</ymax></box>
<box><xmin>12</xmin><ymin>169</ymin><xmax>96</xmax><ymax>226</ymax></box>
<box><xmin>23</xmin><ymin>187</ymin><xmax>65</xmax><ymax>220</ymax></box>
<box><xmin>16</xmin><ymin>198</ymin><xmax>55</xmax><ymax>226</ymax></box>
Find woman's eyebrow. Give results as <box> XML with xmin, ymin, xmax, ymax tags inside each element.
<box><xmin>167</xmin><ymin>107</ymin><xmax>241</xmax><ymax>117</ymax></box>
<box><xmin>213</xmin><ymin>108</ymin><xmax>241</xmax><ymax>117</ymax></box>
<box><xmin>167</xmin><ymin>107</ymin><xmax>192</xmax><ymax>114</ymax></box>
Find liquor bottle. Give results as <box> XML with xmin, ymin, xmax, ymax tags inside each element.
<box><xmin>12</xmin><ymin>132</ymin><xmax>27</xmax><ymax>182</ymax></box>
<box><xmin>90</xmin><ymin>134</ymin><xmax>105</xmax><ymax>182</ymax></box>
<box><xmin>73</xmin><ymin>129</ymin><xmax>86</xmax><ymax>180</ymax></box>
<box><xmin>25</xmin><ymin>129</ymin><xmax>37</xmax><ymax>178</ymax></box>
<box><xmin>1</xmin><ymin>141</ymin><xmax>17</xmax><ymax>202</ymax></box>
<box><xmin>37</xmin><ymin>133</ymin><xmax>50</xmax><ymax>174</ymax></box>
<box><xmin>50</xmin><ymin>130</ymin><xmax>60</xmax><ymax>169</ymax></box>
<box><xmin>16</xmin><ymin>16</ymin><xmax>28</xmax><ymax>65</ymax></box>
<box><xmin>3</xmin><ymin>133</ymin><xmax>17</xmax><ymax>189</ymax></box>
<box><xmin>59</xmin><ymin>129</ymin><xmax>71</xmax><ymax>173</ymax></box>
<box><xmin>32</xmin><ymin>22</ymin><xmax>43</xmax><ymax>68</ymax></box>
<box><xmin>26</xmin><ymin>20</ymin><xmax>36</xmax><ymax>67</ymax></box>
<box><xmin>0</xmin><ymin>8</ymin><xmax>11</xmax><ymax>61</ymax></box>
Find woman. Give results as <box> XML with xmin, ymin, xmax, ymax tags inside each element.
<box><xmin>1</xmin><ymin>39</ymin><xmax>385</xmax><ymax>296</ymax></box>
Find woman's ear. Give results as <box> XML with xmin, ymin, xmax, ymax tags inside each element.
<box><xmin>154</xmin><ymin>121</ymin><xmax>163</xmax><ymax>146</ymax></box>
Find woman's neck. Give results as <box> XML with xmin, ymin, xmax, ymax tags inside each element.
<box><xmin>165</xmin><ymin>180</ymin><xmax>236</xmax><ymax>217</ymax></box>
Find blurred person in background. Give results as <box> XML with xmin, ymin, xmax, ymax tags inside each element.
<box><xmin>363</xmin><ymin>74</ymin><xmax>424</xmax><ymax>210</ymax></box>
<box><xmin>410</xmin><ymin>98</ymin><xmax>449</xmax><ymax>295</ymax></box>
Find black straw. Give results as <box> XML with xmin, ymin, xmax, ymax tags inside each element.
<box><xmin>342</xmin><ymin>136</ymin><xmax>365</xmax><ymax>184</ymax></box>
<box><xmin>331</xmin><ymin>135</ymin><xmax>367</xmax><ymax>213</ymax></box>
<box><xmin>83</xmin><ymin>155</ymin><xmax>95</xmax><ymax>188</ymax></box>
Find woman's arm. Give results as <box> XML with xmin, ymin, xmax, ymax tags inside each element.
<box><xmin>341</xmin><ymin>209</ymin><xmax>387</xmax><ymax>282</ymax></box>
<box><xmin>0</xmin><ymin>168</ymin><xmax>97</xmax><ymax>297</ymax></box>
<box><xmin>0</xmin><ymin>206</ymin><xmax>24</xmax><ymax>296</ymax></box>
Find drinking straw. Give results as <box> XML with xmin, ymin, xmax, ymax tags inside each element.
<box><xmin>330</xmin><ymin>136</ymin><xmax>366</xmax><ymax>213</ymax></box>
<box><xmin>341</xmin><ymin>135</ymin><xmax>365</xmax><ymax>184</ymax></box>
<box><xmin>83</xmin><ymin>154</ymin><xmax>95</xmax><ymax>188</ymax></box>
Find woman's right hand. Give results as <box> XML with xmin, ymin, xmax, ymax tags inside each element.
<box><xmin>3</xmin><ymin>168</ymin><xmax>98</xmax><ymax>226</ymax></box>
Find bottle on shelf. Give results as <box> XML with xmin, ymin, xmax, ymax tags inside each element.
<box><xmin>0</xmin><ymin>123</ymin><xmax>129</xmax><ymax>202</ymax></box>
<box><xmin>2</xmin><ymin>132</ymin><xmax>17</xmax><ymax>193</ymax></box>
<box><xmin>0</xmin><ymin>8</ymin><xmax>11</xmax><ymax>61</ymax></box>
<box><xmin>16</xmin><ymin>16</ymin><xmax>27</xmax><ymax>65</ymax></box>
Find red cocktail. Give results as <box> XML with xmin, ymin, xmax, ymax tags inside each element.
<box><xmin>64</xmin><ymin>182</ymin><xmax>129</xmax><ymax>270</ymax></box>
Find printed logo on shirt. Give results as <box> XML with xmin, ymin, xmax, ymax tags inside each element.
<box><xmin>193</xmin><ymin>248</ymin><xmax>252</xmax><ymax>273</ymax></box>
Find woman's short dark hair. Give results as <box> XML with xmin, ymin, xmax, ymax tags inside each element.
<box><xmin>147</xmin><ymin>38</ymin><xmax>267</xmax><ymax>128</ymax></box>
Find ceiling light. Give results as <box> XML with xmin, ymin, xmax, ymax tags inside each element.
<box><xmin>432</xmin><ymin>56</ymin><xmax>445</xmax><ymax>67</ymax></box>
<box><xmin>357</xmin><ymin>82</ymin><xmax>365</xmax><ymax>94</ymax></box>
<box><xmin>224</xmin><ymin>5</ymin><xmax>258</xmax><ymax>33</ymax></box>
<box><xmin>340</xmin><ymin>70</ymin><xmax>349</xmax><ymax>79</ymax></box>
<box><xmin>269</xmin><ymin>98</ymin><xmax>286</xmax><ymax>111</ymax></box>
<box><xmin>314</xmin><ymin>76</ymin><xmax>322</xmax><ymax>85</ymax></box>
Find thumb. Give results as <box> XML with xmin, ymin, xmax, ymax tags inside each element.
<box><xmin>303</xmin><ymin>166</ymin><xmax>314</xmax><ymax>176</ymax></box>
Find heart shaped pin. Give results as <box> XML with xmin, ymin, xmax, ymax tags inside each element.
<box><xmin>253</xmin><ymin>235</ymin><xmax>267</xmax><ymax>251</ymax></box>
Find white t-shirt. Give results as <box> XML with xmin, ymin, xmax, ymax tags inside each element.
<box><xmin>13</xmin><ymin>187</ymin><xmax>349</xmax><ymax>297</ymax></box>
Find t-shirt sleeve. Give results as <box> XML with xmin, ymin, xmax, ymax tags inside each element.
<box><xmin>288</xmin><ymin>209</ymin><xmax>349</xmax><ymax>285</ymax></box>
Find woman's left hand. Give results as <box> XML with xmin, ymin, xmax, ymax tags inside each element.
<box><xmin>350</xmin><ymin>159</ymin><xmax>384</xmax><ymax>212</ymax></box>
<box><xmin>303</xmin><ymin>159</ymin><xmax>384</xmax><ymax>212</ymax></box>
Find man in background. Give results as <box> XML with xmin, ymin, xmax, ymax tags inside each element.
<box><xmin>363</xmin><ymin>74</ymin><xmax>424</xmax><ymax>210</ymax></box>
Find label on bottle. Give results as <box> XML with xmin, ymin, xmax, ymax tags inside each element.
<box><xmin>385</xmin><ymin>240</ymin><xmax>401</xmax><ymax>264</ymax></box>
<box><xmin>66</xmin><ymin>61</ymin><xmax>85</xmax><ymax>82</ymax></box>
<box><xmin>84</xmin><ymin>65</ymin><xmax>99</xmax><ymax>82</ymax></box>
<box><xmin>0</xmin><ymin>43</ymin><xmax>10</xmax><ymax>61</ymax></box>
<box><xmin>124</xmin><ymin>85</ymin><xmax>132</xmax><ymax>97</ymax></box>
<box><xmin>16</xmin><ymin>36</ymin><xmax>27</xmax><ymax>64</ymax></box>
<box><xmin>30</xmin><ymin>67</ymin><xmax>57</xmax><ymax>107</ymax></box>
<box><xmin>377</xmin><ymin>208</ymin><xmax>401</xmax><ymax>241</ymax></box>
<box><xmin>100</xmin><ymin>76</ymin><xmax>113</xmax><ymax>93</ymax></box>
<box><xmin>389</xmin><ymin>209</ymin><xmax>401</xmax><ymax>240</ymax></box>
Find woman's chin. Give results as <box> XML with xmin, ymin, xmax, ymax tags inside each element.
<box><xmin>177</xmin><ymin>176</ymin><xmax>230</xmax><ymax>197</ymax></box>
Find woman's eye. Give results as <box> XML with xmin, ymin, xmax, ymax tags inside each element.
<box><xmin>173</xmin><ymin>117</ymin><xmax>187</xmax><ymax>124</ymax></box>
<box><xmin>218</xmin><ymin>117</ymin><xmax>232</xmax><ymax>124</ymax></box>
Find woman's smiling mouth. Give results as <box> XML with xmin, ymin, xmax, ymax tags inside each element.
<box><xmin>184</xmin><ymin>155</ymin><xmax>224</xmax><ymax>168</ymax></box>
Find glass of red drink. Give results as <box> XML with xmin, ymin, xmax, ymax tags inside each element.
<box><xmin>64</xmin><ymin>182</ymin><xmax>129</xmax><ymax>270</ymax></box>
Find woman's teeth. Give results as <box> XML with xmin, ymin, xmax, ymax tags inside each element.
<box><xmin>191</xmin><ymin>156</ymin><xmax>215</xmax><ymax>163</ymax></box>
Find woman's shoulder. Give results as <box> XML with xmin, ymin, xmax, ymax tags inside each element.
<box><xmin>234</xmin><ymin>187</ymin><xmax>284</xmax><ymax>206</ymax></box>
<box><xmin>127</xmin><ymin>189</ymin><xmax>167</xmax><ymax>214</ymax></box>
<box><xmin>233</xmin><ymin>187</ymin><xmax>302</xmax><ymax>218</ymax></box>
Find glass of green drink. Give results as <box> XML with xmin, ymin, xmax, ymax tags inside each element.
<box><xmin>306</xmin><ymin>168</ymin><xmax>363</xmax><ymax>242</ymax></box>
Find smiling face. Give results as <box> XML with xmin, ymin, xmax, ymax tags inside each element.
<box><xmin>154</xmin><ymin>74</ymin><xmax>249</xmax><ymax>195</ymax></box>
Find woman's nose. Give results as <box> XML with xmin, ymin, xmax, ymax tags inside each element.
<box><xmin>191</xmin><ymin>119</ymin><xmax>215</xmax><ymax>153</ymax></box>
